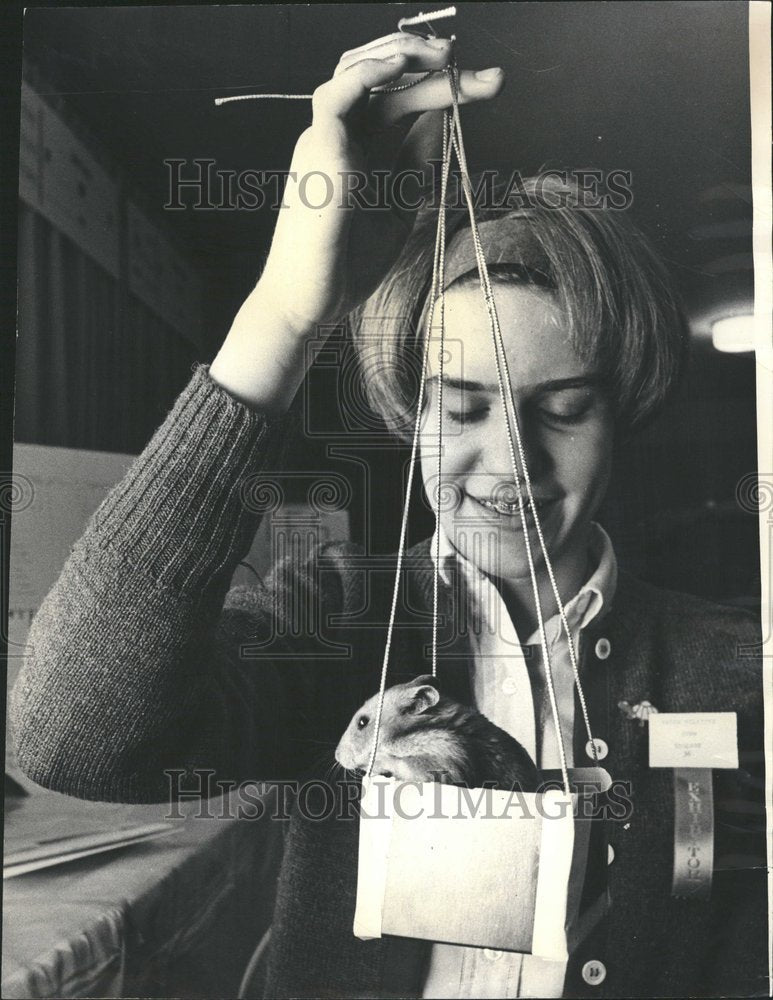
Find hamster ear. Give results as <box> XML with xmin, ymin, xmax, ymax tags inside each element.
<box><xmin>406</xmin><ymin>683</ymin><xmax>440</xmax><ymax>715</ymax></box>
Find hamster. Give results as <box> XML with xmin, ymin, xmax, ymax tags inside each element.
<box><xmin>335</xmin><ymin>675</ymin><xmax>539</xmax><ymax>792</ymax></box>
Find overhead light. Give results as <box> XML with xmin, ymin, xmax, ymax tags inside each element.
<box><xmin>711</xmin><ymin>314</ymin><xmax>756</xmax><ymax>353</ymax></box>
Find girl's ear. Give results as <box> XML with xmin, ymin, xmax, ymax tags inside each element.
<box><xmin>405</xmin><ymin>683</ymin><xmax>440</xmax><ymax>714</ymax></box>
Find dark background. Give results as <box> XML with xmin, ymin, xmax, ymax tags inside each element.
<box><xmin>13</xmin><ymin>1</ymin><xmax>760</xmax><ymax>604</ymax></box>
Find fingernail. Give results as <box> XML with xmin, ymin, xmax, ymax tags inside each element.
<box><xmin>474</xmin><ymin>67</ymin><xmax>502</xmax><ymax>81</ymax></box>
<box><xmin>387</xmin><ymin>53</ymin><xmax>406</xmax><ymax>63</ymax></box>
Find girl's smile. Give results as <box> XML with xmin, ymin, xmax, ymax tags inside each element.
<box><xmin>420</xmin><ymin>281</ymin><xmax>614</xmax><ymax>620</ymax></box>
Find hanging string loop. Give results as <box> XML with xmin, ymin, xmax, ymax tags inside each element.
<box><xmin>211</xmin><ymin>10</ymin><xmax>600</xmax><ymax>794</ymax></box>
<box><xmin>366</xmin><ymin>50</ymin><xmax>601</xmax><ymax>796</ymax></box>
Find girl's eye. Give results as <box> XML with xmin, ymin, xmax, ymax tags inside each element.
<box><xmin>538</xmin><ymin>396</ymin><xmax>596</xmax><ymax>425</ymax></box>
<box><xmin>445</xmin><ymin>407</ymin><xmax>490</xmax><ymax>426</ymax></box>
<box><xmin>357</xmin><ymin>715</ymin><xmax>370</xmax><ymax>730</ymax></box>
<box><xmin>538</xmin><ymin>408</ymin><xmax>589</xmax><ymax>425</ymax></box>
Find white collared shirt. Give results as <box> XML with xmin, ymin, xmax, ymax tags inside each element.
<box><xmin>422</xmin><ymin>522</ymin><xmax>618</xmax><ymax>1000</ymax></box>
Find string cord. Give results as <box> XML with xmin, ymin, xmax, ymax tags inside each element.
<box><xmin>367</xmin><ymin>53</ymin><xmax>595</xmax><ymax>793</ymax></box>
<box><xmin>366</xmin><ymin>51</ymin><xmax>582</xmax><ymax>794</ymax></box>
<box><xmin>223</xmin><ymin>9</ymin><xmax>599</xmax><ymax>782</ymax></box>
<box><xmin>445</xmin><ymin>65</ymin><xmax>597</xmax><ymax>777</ymax></box>
<box><xmin>214</xmin><ymin>7</ymin><xmax>459</xmax><ymax>103</ymax></box>
<box><xmin>442</xmin><ymin>66</ymin><xmax>567</xmax><ymax>792</ymax></box>
<box><xmin>365</xmin><ymin>109</ymin><xmax>453</xmax><ymax>778</ymax></box>
<box><xmin>446</xmin><ymin>91</ymin><xmax>596</xmax><ymax>767</ymax></box>
<box><xmin>214</xmin><ymin>72</ymin><xmax>438</xmax><ymax>105</ymax></box>
<box><xmin>431</xmin><ymin>111</ymin><xmax>452</xmax><ymax>679</ymax></box>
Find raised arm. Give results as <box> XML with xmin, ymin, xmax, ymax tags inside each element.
<box><xmin>10</xmin><ymin>33</ymin><xmax>503</xmax><ymax>803</ymax></box>
<box><xmin>10</xmin><ymin>367</ymin><xmax>300</xmax><ymax>801</ymax></box>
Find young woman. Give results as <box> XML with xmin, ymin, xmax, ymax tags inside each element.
<box><xmin>11</xmin><ymin>31</ymin><xmax>765</xmax><ymax>1000</ymax></box>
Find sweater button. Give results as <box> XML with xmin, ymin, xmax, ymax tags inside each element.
<box><xmin>595</xmin><ymin>638</ymin><xmax>611</xmax><ymax>660</ymax></box>
<box><xmin>483</xmin><ymin>948</ymin><xmax>504</xmax><ymax>961</ymax></box>
<box><xmin>586</xmin><ymin>737</ymin><xmax>608</xmax><ymax>761</ymax></box>
<box><xmin>607</xmin><ymin>844</ymin><xmax>615</xmax><ymax>865</ymax></box>
<box><xmin>581</xmin><ymin>959</ymin><xmax>607</xmax><ymax>986</ymax></box>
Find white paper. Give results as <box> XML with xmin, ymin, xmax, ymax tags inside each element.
<box><xmin>649</xmin><ymin>712</ymin><xmax>739</xmax><ymax>769</ymax></box>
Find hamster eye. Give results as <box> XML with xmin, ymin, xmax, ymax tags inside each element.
<box><xmin>357</xmin><ymin>715</ymin><xmax>370</xmax><ymax>730</ymax></box>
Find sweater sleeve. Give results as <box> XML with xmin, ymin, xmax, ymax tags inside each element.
<box><xmin>10</xmin><ymin>364</ymin><xmax>331</xmax><ymax>803</ymax></box>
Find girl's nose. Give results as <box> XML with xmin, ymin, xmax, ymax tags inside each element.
<box><xmin>484</xmin><ymin>408</ymin><xmax>548</xmax><ymax>485</ymax></box>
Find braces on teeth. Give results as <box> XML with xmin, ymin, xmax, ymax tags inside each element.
<box><xmin>479</xmin><ymin>496</ymin><xmax>542</xmax><ymax>514</ymax></box>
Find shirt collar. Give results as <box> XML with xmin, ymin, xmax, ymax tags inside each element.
<box><xmin>429</xmin><ymin>520</ymin><xmax>618</xmax><ymax>638</ymax></box>
<box><xmin>569</xmin><ymin>522</ymin><xmax>618</xmax><ymax>631</ymax></box>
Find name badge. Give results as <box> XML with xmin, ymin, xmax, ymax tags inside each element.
<box><xmin>648</xmin><ymin>712</ymin><xmax>738</xmax><ymax>770</ymax></box>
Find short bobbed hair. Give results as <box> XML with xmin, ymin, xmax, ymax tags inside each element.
<box><xmin>351</xmin><ymin>176</ymin><xmax>689</xmax><ymax>442</ymax></box>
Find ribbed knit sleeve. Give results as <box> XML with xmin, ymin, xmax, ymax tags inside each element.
<box><xmin>10</xmin><ymin>364</ymin><xmax>304</xmax><ymax>802</ymax></box>
<box><xmin>89</xmin><ymin>363</ymin><xmax>291</xmax><ymax>600</ymax></box>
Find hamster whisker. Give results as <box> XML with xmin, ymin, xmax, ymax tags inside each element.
<box><xmin>323</xmin><ymin>758</ymin><xmax>339</xmax><ymax>787</ymax></box>
<box><xmin>304</xmin><ymin>748</ymin><xmax>336</xmax><ymax>779</ymax></box>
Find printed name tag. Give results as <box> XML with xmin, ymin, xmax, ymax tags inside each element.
<box><xmin>649</xmin><ymin>712</ymin><xmax>738</xmax><ymax>769</ymax></box>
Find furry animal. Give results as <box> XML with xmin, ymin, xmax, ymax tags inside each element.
<box><xmin>335</xmin><ymin>675</ymin><xmax>539</xmax><ymax>791</ymax></box>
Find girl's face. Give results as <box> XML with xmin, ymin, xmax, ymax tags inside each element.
<box><xmin>419</xmin><ymin>282</ymin><xmax>615</xmax><ymax>585</ymax></box>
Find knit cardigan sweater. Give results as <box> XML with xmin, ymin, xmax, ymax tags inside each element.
<box><xmin>11</xmin><ymin>365</ymin><xmax>768</xmax><ymax>999</ymax></box>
